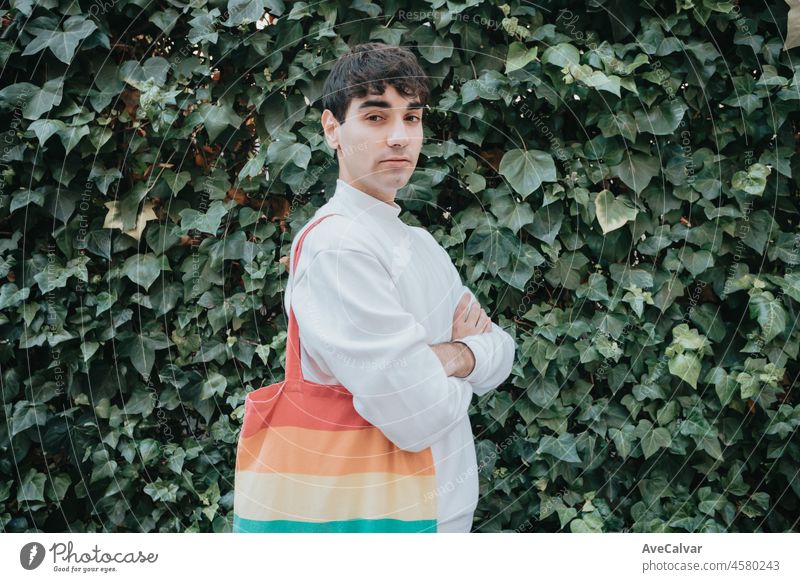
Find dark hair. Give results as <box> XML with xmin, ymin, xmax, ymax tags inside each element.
<box><xmin>321</xmin><ymin>42</ymin><xmax>430</xmax><ymax>125</ymax></box>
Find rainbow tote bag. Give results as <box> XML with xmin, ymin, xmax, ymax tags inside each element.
<box><xmin>232</xmin><ymin>213</ymin><xmax>438</xmax><ymax>533</ymax></box>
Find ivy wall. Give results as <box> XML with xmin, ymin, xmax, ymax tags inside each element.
<box><xmin>1</xmin><ymin>0</ymin><xmax>799</xmax><ymax>532</ymax></box>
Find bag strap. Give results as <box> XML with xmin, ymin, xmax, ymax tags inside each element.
<box><xmin>285</xmin><ymin>213</ymin><xmax>341</xmax><ymax>382</ymax></box>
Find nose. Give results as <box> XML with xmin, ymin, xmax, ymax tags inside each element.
<box><xmin>386</xmin><ymin>114</ymin><xmax>410</xmax><ymax>147</ymax></box>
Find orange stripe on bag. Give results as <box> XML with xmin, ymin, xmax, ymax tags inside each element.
<box><xmin>238</xmin><ymin>425</ymin><xmax>436</xmax><ymax>476</ymax></box>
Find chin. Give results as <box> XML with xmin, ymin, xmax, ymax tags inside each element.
<box><xmin>388</xmin><ymin>174</ymin><xmax>412</xmax><ymax>188</ymax></box>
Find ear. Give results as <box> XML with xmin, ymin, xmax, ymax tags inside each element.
<box><xmin>321</xmin><ymin>109</ymin><xmax>340</xmax><ymax>152</ymax></box>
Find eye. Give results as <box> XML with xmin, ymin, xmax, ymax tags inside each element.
<box><xmin>366</xmin><ymin>114</ymin><xmax>383</xmax><ymax>122</ymax></box>
<box><xmin>407</xmin><ymin>115</ymin><xmax>421</xmax><ymax>122</ymax></box>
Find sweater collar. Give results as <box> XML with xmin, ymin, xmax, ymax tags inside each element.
<box><xmin>332</xmin><ymin>178</ymin><xmax>402</xmax><ymax>222</ymax></box>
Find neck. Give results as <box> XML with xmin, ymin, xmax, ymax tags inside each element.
<box><xmin>340</xmin><ymin>177</ymin><xmax>399</xmax><ymax>208</ymax></box>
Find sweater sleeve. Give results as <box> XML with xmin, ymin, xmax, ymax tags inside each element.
<box><xmin>290</xmin><ymin>247</ymin><xmax>474</xmax><ymax>453</ymax></box>
<box><xmin>426</xmin><ymin>234</ymin><xmax>516</xmax><ymax>397</ymax></box>
<box><xmin>452</xmin><ymin>287</ymin><xmax>517</xmax><ymax>396</ymax></box>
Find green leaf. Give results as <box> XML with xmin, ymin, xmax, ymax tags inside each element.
<box><xmin>0</xmin><ymin>283</ymin><xmax>30</xmax><ymax>310</ymax></box>
<box><xmin>411</xmin><ymin>25</ymin><xmax>454</xmax><ymax>64</ymax></box>
<box><xmin>594</xmin><ymin>190</ymin><xmax>638</xmax><ymax>234</ymax></box>
<box><xmin>45</xmin><ymin>473</ymin><xmax>71</xmax><ymax>502</ymax></box>
<box><xmin>681</xmin><ymin>249</ymin><xmax>714</xmax><ymax>277</ymax></box>
<box><xmin>529</xmin><ymin>202</ymin><xmax>563</xmax><ymax>244</ymax></box>
<box><xmin>749</xmin><ymin>292</ymin><xmax>787</xmax><ymax>342</ymax></box>
<box><xmin>150</xmin><ymin>8</ymin><xmax>180</xmax><ymax>34</ymax></box>
<box><xmin>21</xmin><ymin>16</ymin><xmax>97</xmax><ymax>65</ymax></box>
<box><xmin>267</xmin><ymin>140</ymin><xmax>311</xmax><ymax>171</ymax></box>
<box><xmin>569</xmin><ymin>65</ymin><xmax>621</xmax><ymax>97</ymax></box>
<box><xmin>609</xmin><ymin>425</ymin><xmax>635</xmax><ymax>460</ymax></box>
<box><xmin>123</xmin><ymin>387</ymin><xmax>156</xmax><ymax>416</ymax></box>
<box><xmin>143</xmin><ymin>479</ymin><xmax>179</xmax><ymax>503</ymax></box>
<box><xmin>598</xmin><ymin>112</ymin><xmax>637</xmax><ymax>142</ymax></box>
<box><xmin>11</xmin><ymin>401</ymin><xmax>49</xmax><ymax>436</ymax></box>
<box><xmin>237</xmin><ymin>147</ymin><xmax>268</xmax><ymax>181</ymax></box>
<box><xmin>740</xmin><ymin>492</ymin><xmax>770</xmax><ymax>518</ymax></box>
<box><xmin>732</xmin><ymin>163</ymin><xmax>771</xmax><ymax>196</ymax></box>
<box><xmin>737</xmin><ymin>371</ymin><xmax>759</xmax><ymax>399</ymax></box>
<box><xmin>697</xmin><ymin>487</ymin><xmax>726</xmax><ymax>515</ymax></box>
<box><xmin>138</xmin><ymin>439</ymin><xmax>161</xmax><ymax>465</ymax></box>
<box><xmin>88</xmin><ymin>165</ymin><xmax>123</xmax><ymax>196</ymax></box>
<box><xmin>505</xmin><ymin>42</ymin><xmax>538</xmax><ymax>73</ymax></box>
<box><xmin>707</xmin><ymin>367</ymin><xmax>736</xmax><ymax>406</ymax></box>
<box><xmin>489</xmin><ymin>392</ymin><xmax>514</xmax><ymax>426</ymax></box>
<box><xmin>201</xmin><ymin>372</ymin><xmax>227</xmax><ymax>400</ymax></box>
<box><xmin>780</xmin><ymin>273</ymin><xmax>800</xmax><ymax>303</ymax></box>
<box><xmin>634</xmin><ymin>100</ymin><xmax>688</xmax><ymax>135</ymax></box>
<box><xmin>545</xmin><ymin>251</ymin><xmax>590</xmax><ymax>290</ymax></box>
<box><xmin>499</xmin><ymin>149</ymin><xmax>557</xmax><ymax>197</ymax></box>
<box><xmin>198</xmin><ymin>103</ymin><xmax>244</xmax><ymax>142</ymax></box>
<box><xmin>537</xmin><ymin>433</ymin><xmax>582</xmax><ymax>463</ymax></box>
<box><xmin>127</xmin><ymin>336</ymin><xmax>156</xmax><ymax>377</ymax></box>
<box><xmin>225</xmin><ymin>0</ymin><xmax>269</xmax><ymax>26</ymax></box>
<box><xmin>18</xmin><ymin>468</ymin><xmax>46</xmax><ymax>504</ymax></box>
<box><xmin>671</xmin><ymin>324</ymin><xmax>709</xmax><ymax>351</ymax></box>
<box><xmin>90</xmin><ymin>457</ymin><xmax>118</xmax><ymax>484</ymax></box>
<box><xmin>465</xmin><ymin>225</ymin><xmax>519</xmax><ymax>274</ymax></box>
<box><xmin>578</xmin><ymin>272</ymin><xmax>610</xmax><ymax>302</ymax></box>
<box><xmin>489</xmin><ymin>194</ymin><xmax>535</xmax><ymax>234</ymax></box>
<box><xmin>10</xmin><ymin>188</ymin><xmax>45</xmax><ymax>213</ymax></box>
<box><xmin>542</xmin><ymin>43</ymin><xmax>580</xmax><ymax>68</ymax></box>
<box><xmin>498</xmin><ymin>243</ymin><xmax>544</xmax><ymax>291</ymax></box>
<box><xmin>610</xmin><ymin>154</ymin><xmax>661</xmax><ymax>194</ymax></box>
<box><xmin>28</xmin><ymin>119</ymin><xmax>67</xmax><ymax>146</ymax></box>
<box><xmin>742</xmin><ymin>210</ymin><xmax>775</xmax><ymax>254</ymax></box>
<box><xmin>167</xmin><ymin>448</ymin><xmax>187</xmax><ymax>474</ymax></box>
<box><xmin>179</xmin><ymin>200</ymin><xmax>230</xmax><ymax>235</ymax></box>
<box><xmin>57</xmin><ymin>124</ymin><xmax>90</xmax><ymax>155</ymax></box>
<box><xmin>569</xmin><ymin>511</ymin><xmax>604</xmax><ymax>532</ymax></box>
<box><xmin>81</xmin><ymin>342</ymin><xmax>100</xmax><ymax>362</ymax></box>
<box><xmin>162</xmin><ymin>170</ymin><xmax>192</xmax><ymax>195</ymax></box>
<box><xmin>556</xmin><ymin>506</ymin><xmax>578</xmax><ymax>529</ymax></box>
<box><xmin>669</xmin><ymin>352</ymin><xmax>701</xmax><ymax>389</ymax></box>
<box><xmin>787</xmin><ymin>0</ymin><xmax>800</xmax><ymax>49</ymax></box>
<box><xmin>255</xmin><ymin>344</ymin><xmax>271</xmax><ymax>365</ymax></box>
<box><xmin>123</xmin><ymin>253</ymin><xmax>161</xmax><ymax>290</ymax></box>
<box><xmin>23</xmin><ymin>76</ymin><xmax>65</xmax><ymax>121</ymax></box>
<box><xmin>640</xmin><ymin>426</ymin><xmax>673</xmax><ymax>459</ymax></box>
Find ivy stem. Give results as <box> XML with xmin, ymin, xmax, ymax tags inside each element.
<box><xmin>512</xmin><ymin>126</ymin><xmax>526</xmax><ymax>151</ymax></box>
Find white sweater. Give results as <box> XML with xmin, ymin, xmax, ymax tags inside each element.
<box><xmin>283</xmin><ymin>178</ymin><xmax>516</xmax><ymax>532</ymax></box>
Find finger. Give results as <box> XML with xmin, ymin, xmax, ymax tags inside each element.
<box><xmin>464</xmin><ymin>300</ymin><xmax>477</xmax><ymax>321</ymax></box>
<box><xmin>464</xmin><ymin>302</ymin><xmax>478</xmax><ymax>324</ymax></box>
<box><xmin>454</xmin><ymin>293</ymin><xmax>470</xmax><ymax>318</ymax></box>
<box><xmin>461</xmin><ymin>301</ymin><xmax>478</xmax><ymax>323</ymax></box>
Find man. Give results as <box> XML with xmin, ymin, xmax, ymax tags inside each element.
<box><xmin>285</xmin><ymin>42</ymin><xmax>516</xmax><ymax>532</ymax></box>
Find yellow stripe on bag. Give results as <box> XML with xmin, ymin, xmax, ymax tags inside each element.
<box><xmin>233</xmin><ymin>470</ymin><xmax>438</xmax><ymax>523</ymax></box>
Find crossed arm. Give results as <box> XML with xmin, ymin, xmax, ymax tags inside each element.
<box><xmin>290</xmin><ymin>245</ymin><xmax>515</xmax><ymax>452</ymax></box>
<box><xmin>429</xmin><ymin>242</ymin><xmax>516</xmax><ymax>397</ymax></box>
<box><xmin>430</xmin><ymin>291</ymin><xmax>494</xmax><ymax>377</ymax></box>
<box><xmin>429</xmin><ymin>289</ymin><xmax>516</xmax><ymax>396</ymax></box>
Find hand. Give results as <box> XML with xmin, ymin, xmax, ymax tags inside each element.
<box><xmin>430</xmin><ymin>341</ymin><xmax>475</xmax><ymax>378</ymax></box>
<box><xmin>452</xmin><ymin>291</ymin><xmax>491</xmax><ymax>341</ymax></box>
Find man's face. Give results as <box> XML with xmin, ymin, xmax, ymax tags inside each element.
<box><xmin>323</xmin><ymin>84</ymin><xmax>424</xmax><ymax>202</ymax></box>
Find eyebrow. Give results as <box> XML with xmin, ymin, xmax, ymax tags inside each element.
<box><xmin>357</xmin><ymin>99</ymin><xmax>424</xmax><ymax>111</ymax></box>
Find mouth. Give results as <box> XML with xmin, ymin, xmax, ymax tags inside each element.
<box><xmin>379</xmin><ymin>158</ymin><xmax>412</xmax><ymax>166</ymax></box>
